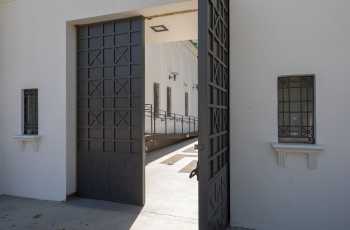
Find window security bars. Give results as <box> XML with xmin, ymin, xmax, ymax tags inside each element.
<box><xmin>185</xmin><ymin>92</ymin><xmax>189</xmax><ymax>117</ymax></box>
<box><xmin>154</xmin><ymin>83</ymin><xmax>160</xmax><ymax>117</ymax></box>
<box><xmin>166</xmin><ymin>87</ymin><xmax>172</xmax><ymax>116</ymax></box>
<box><xmin>278</xmin><ymin>75</ymin><xmax>315</xmax><ymax>144</ymax></box>
<box><xmin>23</xmin><ymin>89</ymin><xmax>38</xmax><ymax>135</ymax></box>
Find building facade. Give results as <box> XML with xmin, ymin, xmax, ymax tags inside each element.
<box><xmin>145</xmin><ymin>41</ymin><xmax>198</xmax><ymax>135</ymax></box>
<box><xmin>0</xmin><ymin>0</ymin><xmax>349</xmax><ymax>230</ymax></box>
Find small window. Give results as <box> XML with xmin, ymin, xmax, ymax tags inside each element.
<box><xmin>23</xmin><ymin>89</ymin><xmax>38</xmax><ymax>135</ymax></box>
<box><xmin>278</xmin><ymin>75</ymin><xmax>315</xmax><ymax>144</ymax></box>
<box><xmin>154</xmin><ymin>83</ymin><xmax>160</xmax><ymax>117</ymax></box>
<box><xmin>167</xmin><ymin>87</ymin><xmax>172</xmax><ymax>116</ymax></box>
<box><xmin>185</xmin><ymin>92</ymin><xmax>189</xmax><ymax>116</ymax></box>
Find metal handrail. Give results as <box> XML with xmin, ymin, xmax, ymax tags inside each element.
<box><xmin>145</xmin><ymin>104</ymin><xmax>198</xmax><ymax>137</ymax></box>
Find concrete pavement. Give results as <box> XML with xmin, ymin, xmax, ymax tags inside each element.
<box><xmin>0</xmin><ymin>139</ymin><xmax>198</xmax><ymax>230</ymax></box>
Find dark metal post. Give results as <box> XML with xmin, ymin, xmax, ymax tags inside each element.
<box><xmin>165</xmin><ymin>112</ymin><xmax>167</xmax><ymax>135</ymax></box>
<box><xmin>174</xmin><ymin>113</ymin><xmax>176</xmax><ymax>135</ymax></box>
<box><xmin>182</xmin><ymin>116</ymin><xmax>184</xmax><ymax>134</ymax></box>
<box><xmin>150</xmin><ymin>105</ymin><xmax>153</xmax><ymax>135</ymax></box>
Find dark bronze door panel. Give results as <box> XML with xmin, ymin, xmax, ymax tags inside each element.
<box><xmin>199</xmin><ymin>0</ymin><xmax>230</xmax><ymax>229</ymax></box>
<box><xmin>77</xmin><ymin>17</ymin><xmax>145</xmax><ymax>205</ymax></box>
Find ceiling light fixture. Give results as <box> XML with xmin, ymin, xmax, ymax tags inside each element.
<box><xmin>150</xmin><ymin>25</ymin><xmax>169</xmax><ymax>32</ymax></box>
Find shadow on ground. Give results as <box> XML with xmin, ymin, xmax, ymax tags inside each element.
<box><xmin>146</xmin><ymin>138</ymin><xmax>198</xmax><ymax>164</ymax></box>
<box><xmin>0</xmin><ymin>195</ymin><xmax>141</xmax><ymax>230</ymax></box>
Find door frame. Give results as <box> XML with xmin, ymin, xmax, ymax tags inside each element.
<box><xmin>65</xmin><ymin>1</ymin><xmax>231</xmax><ymax>228</ymax></box>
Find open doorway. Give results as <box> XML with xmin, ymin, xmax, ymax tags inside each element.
<box><xmin>143</xmin><ymin>1</ymin><xmax>199</xmax><ymax>227</ymax></box>
<box><xmin>72</xmin><ymin>0</ymin><xmax>230</xmax><ymax>229</ymax></box>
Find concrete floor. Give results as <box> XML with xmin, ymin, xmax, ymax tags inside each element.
<box><xmin>0</xmin><ymin>139</ymin><xmax>198</xmax><ymax>230</ymax></box>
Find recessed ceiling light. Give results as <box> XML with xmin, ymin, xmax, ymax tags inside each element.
<box><xmin>150</xmin><ymin>25</ymin><xmax>169</xmax><ymax>32</ymax></box>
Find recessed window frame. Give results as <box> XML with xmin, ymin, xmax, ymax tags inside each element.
<box><xmin>185</xmin><ymin>92</ymin><xmax>189</xmax><ymax>116</ymax></box>
<box><xmin>278</xmin><ymin>75</ymin><xmax>316</xmax><ymax>144</ymax></box>
<box><xmin>22</xmin><ymin>89</ymin><xmax>39</xmax><ymax>136</ymax></box>
<box><xmin>166</xmin><ymin>86</ymin><xmax>172</xmax><ymax>116</ymax></box>
<box><xmin>153</xmin><ymin>83</ymin><xmax>160</xmax><ymax>118</ymax></box>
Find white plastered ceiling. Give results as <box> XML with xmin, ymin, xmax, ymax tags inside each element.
<box><xmin>142</xmin><ymin>0</ymin><xmax>198</xmax><ymax>43</ymax></box>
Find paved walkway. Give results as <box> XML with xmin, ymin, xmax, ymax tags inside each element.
<box><xmin>0</xmin><ymin>139</ymin><xmax>198</xmax><ymax>230</ymax></box>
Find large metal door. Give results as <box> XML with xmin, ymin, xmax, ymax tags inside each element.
<box><xmin>77</xmin><ymin>17</ymin><xmax>145</xmax><ymax>205</ymax></box>
<box><xmin>198</xmin><ymin>0</ymin><xmax>230</xmax><ymax>229</ymax></box>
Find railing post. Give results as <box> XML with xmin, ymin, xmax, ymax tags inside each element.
<box><xmin>150</xmin><ymin>105</ymin><xmax>153</xmax><ymax>135</ymax></box>
<box><xmin>165</xmin><ymin>112</ymin><xmax>167</xmax><ymax>135</ymax></box>
<box><xmin>194</xmin><ymin>118</ymin><xmax>196</xmax><ymax>134</ymax></box>
<box><xmin>182</xmin><ymin>116</ymin><xmax>184</xmax><ymax>135</ymax></box>
<box><xmin>174</xmin><ymin>113</ymin><xmax>176</xmax><ymax>135</ymax></box>
<box><xmin>154</xmin><ymin>111</ymin><xmax>156</xmax><ymax>134</ymax></box>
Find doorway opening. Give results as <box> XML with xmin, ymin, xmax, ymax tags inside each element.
<box><xmin>69</xmin><ymin>0</ymin><xmax>230</xmax><ymax>229</ymax></box>
<box><xmin>143</xmin><ymin>1</ymin><xmax>199</xmax><ymax>228</ymax></box>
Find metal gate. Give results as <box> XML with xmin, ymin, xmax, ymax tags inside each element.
<box><xmin>77</xmin><ymin>17</ymin><xmax>145</xmax><ymax>205</ymax></box>
<box><xmin>198</xmin><ymin>0</ymin><xmax>230</xmax><ymax>229</ymax></box>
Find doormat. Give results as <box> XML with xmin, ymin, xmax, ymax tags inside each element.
<box><xmin>161</xmin><ymin>154</ymin><xmax>197</xmax><ymax>165</ymax></box>
<box><xmin>179</xmin><ymin>160</ymin><xmax>198</xmax><ymax>173</ymax></box>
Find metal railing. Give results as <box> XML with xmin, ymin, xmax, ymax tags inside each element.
<box><xmin>145</xmin><ymin>104</ymin><xmax>198</xmax><ymax>137</ymax></box>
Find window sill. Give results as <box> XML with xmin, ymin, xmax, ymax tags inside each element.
<box><xmin>271</xmin><ymin>143</ymin><xmax>324</xmax><ymax>170</ymax></box>
<box><xmin>13</xmin><ymin>135</ymin><xmax>41</xmax><ymax>152</ymax></box>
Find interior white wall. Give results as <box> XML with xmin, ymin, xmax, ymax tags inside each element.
<box><xmin>230</xmin><ymin>1</ymin><xmax>350</xmax><ymax>229</ymax></box>
<box><xmin>145</xmin><ymin>41</ymin><xmax>198</xmax><ymax>134</ymax></box>
<box><xmin>146</xmin><ymin>41</ymin><xmax>198</xmax><ymax>115</ymax></box>
<box><xmin>0</xmin><ymin>0</ymin><xmax>190</xmax><ymax>201</ymax></box>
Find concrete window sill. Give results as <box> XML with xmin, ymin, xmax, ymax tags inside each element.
<box><xmin>271</xmin><ymin>143</ymin><xmax>324</xmax><ymax>170</ymax></box>
<box><xmin>13</xmin><ymin>135</ymin><xmax>41</xmax><ymax>152</ymax></box>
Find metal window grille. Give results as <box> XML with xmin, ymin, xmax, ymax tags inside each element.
<box><xmin>167</xmin><ymin>87</ymin><xmax>172</xmax><ymax>116</ymax></box>
<box><xmin>185</xmin><ymin>92</ymin><xmax>189</xmax><ymax>116</ymax></box>
<box><xmin>23</xmin><ymin>89</ymin><xmax>38</xmax><ymax>135</ymax></box>
<box><xmin>154</xmin><ymin>83</ymin><xmax>160</xmax><ymax>117</ymax></box>
<box><xmin>278</xmin><ymin>75</ymin><xmax>315</xmax><ymax>144</ymax></box>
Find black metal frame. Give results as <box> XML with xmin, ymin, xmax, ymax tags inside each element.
<box><xmin>199</xmin><ymin>0</ymin><xmax>230</xmax><ymax>230</ymax></box>
<box><xmin>23</xmin><ymin>89</ymin><xmax>38</xmax><ymax>135</ymax></box>
<box><xmin>278</xmin><ymin>75</ymin><xmax>315</xmax><ymax>144</ymax></box>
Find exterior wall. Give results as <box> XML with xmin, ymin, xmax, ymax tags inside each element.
<box><xmin>229</xmin><ymin>1</ymin><xmax>350</xmax><ymax>230</ymax></box>
<box><xmin>0</xmin><ymin>0</ymin><xmax>186</xmax><ymax>201</ymax></box>
<box><xmin>0</xmin><ymin>6</ymin><xmax>3</xmax><ymax>196</ymax></box>
<box><xmin>145</xmin><ymin>41</ymin><xmax>198</xmax><ymax>134</ymax></box>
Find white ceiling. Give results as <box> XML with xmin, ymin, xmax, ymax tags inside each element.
<box><xmin>142</xmin><ymin>0</ymin><xmax>198</xmax><ymax>44</ymax></box>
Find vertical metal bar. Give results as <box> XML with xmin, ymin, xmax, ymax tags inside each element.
<box><xmin>182</xmin><ymin>116</ymin><xmax>184</xmax><ymax>134</ymax></box>
<box><xmin>151</xmin><ymin>105</ymin><xmax>153</xmax><ymax>135</ymax></box>
<box><xmin>165</xmin><ymin>112</ymin><xmax>167</xmax><ymax>135</ymax></box>
<box><xmin>174</xmin><ymin>113</ymin><xmax>176</xmax><ymax>135</ymax></box>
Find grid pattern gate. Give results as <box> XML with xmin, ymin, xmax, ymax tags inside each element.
<box><xmin>77</xmin><ymin>17</ymin><xmax>145</xmax><ymax>205</ymax></box>
<box><xmin>199</xmin><ymin>0</ymin><xmax>230</xmax><ymax>229</ymax></box>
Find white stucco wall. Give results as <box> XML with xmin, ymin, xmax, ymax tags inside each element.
<box><xmin>145</xmin><ymin>41</ymin><xmax>198</xmax><ymax>134</ymax></box>
<box><xmin>146</xmin><ymin>41</ymin><xmax>198</xmax><ymax>117</ymax></box>
<box><xmin>0</xmin><ymin>0</ymin><xmax>188</xmax><ymax>201</ymax></box>
<box><xmin>230</xmin><ymin>1</ymin><xmax>350</xmax><ymax>229</ymax></box>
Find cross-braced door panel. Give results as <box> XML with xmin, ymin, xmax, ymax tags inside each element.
<box><xmin>77</xmin><ymin>17</ymin><xmax>145</xmax><ymax>205</ymax></box>
<box><xmin>199</xmin><ymin>0</ymin><xmax>230</xmax><ymax>229</ymax></box>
